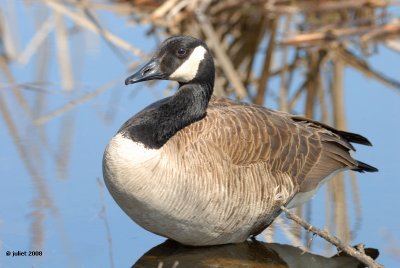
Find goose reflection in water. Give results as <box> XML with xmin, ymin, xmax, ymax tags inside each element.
<box><xmin>132</xmin><ymin>240</ymin><xmax>379</xmax><ymax>268</ymax></box>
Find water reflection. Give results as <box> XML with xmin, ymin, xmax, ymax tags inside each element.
<box><xmin>133</xmin><ymin>239</ymin><xmax>379</xmax><ymax>268</ymax></box>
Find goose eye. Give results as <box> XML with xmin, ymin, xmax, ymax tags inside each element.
<box><xmin>177</xmin><ymin>47</ymin><xmax>186</xmax><ymax>56</ymax></box>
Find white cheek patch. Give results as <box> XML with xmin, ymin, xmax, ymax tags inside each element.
<box><xmin>169</xmin><ymin>46</ymin><xmax>207</xmax><ymax>82</ymax></box>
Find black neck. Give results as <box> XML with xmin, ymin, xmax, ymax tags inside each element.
<box><xmin>120</xmin><ymin>81</ymin><xmax>213</xmax><ymax>149</ymax></box>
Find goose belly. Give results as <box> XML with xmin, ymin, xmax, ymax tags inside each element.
<box><xmin>103</xmin><ymin>134</ymin><xmax>296</xmax><ymax>245</ymax></box>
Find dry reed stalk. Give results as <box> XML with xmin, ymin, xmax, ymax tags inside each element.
<box><xmin>255</xmin><ymin>17</ymin><xmax>277</xmax><ymax>105</ymax></box>
<box><xmin>304</xmin><ymin>52</ymin><xmax>316</xmax><ymax>116</ymax></box>
<box><xmin>316</xmin><ymin>64</ymin><xmax>329</xmax><ymax>123</ymax></box>
<box><xmin>81</xmin><ymin>2</ymin><xmax>135</xmax><ymax>14</ymax></box>
<box><xmin>1</xmin><ymin>53</ymin><xmax>53</xmax><ymax>172</ymax></box>
<box><xmin>44</xmin><ymin>0</ymin><xmax>145</xmax><ymax>57</ymax></box>
<box><xmin>335</xmin><ymin>45</ymin><xmax>400</xmax><ymax>92</ymax></box>
<box><xmin>16</xmin><ymin>15</ymin><xmax>55</xmax><ymax>65</ymax></box>
<box><xmin>330</xmin><ymin>58</ymin><xmax>351</xmax><ymax>243</ymax></box>
<box><xmin>0</xmin><ymin>90</ymin><xmax>53</xmax><ymax>247</ymax></box>
<box><xmin>196</xmin><ymin>9</ymin><xmax>247</xmax><ymax>99</ymax></box>
<box><xmin>274</xmin><ymin>217</ymin><xmax>306</xmax><ymax>250</ymax></box>
<box><xmin>0</xmin><ymin>55</ymin><xmax>76</xmax><ymax>264</ymax></box>
<box><xmin>278</xmin><ymin>14</ymin><xmax>292</xmax><ymax>112</ymax></box>
<box><xmin>266</xmin><ymin>0</ymin><xmax>394</xmax><ymax>14</ymax></box>
<box><xmin>385</xmin><ymin>39</ymin><xmax>400</xmax><ymax>52</ymax></box>
<box><xmin>361</xmin><ymin>19</ymin><xmax>400</xmax><ymax>43</ymax></box>
<box><xmin>55</xmin><ymin>115</ymin><xmax>75</xmax><ymax>179</ymax></box>
<box><xmin>293</xmin><ymin>206</ymin><xmax>303</xmax><ymax>240</ymax></box>
<box><xmin>287</xmin><ymin>83</ymin><xmax>306</xmax><ymax>112</ymax></box>
<box><xmin>304</xmin><ymin>202</ymin><xmax>313</xmax><ymax>250</ymax></box>
<box><xmin>27</xmin><ymin>11</ymin><xmax>53</xmax><ymax>251</ymax></box>
<box><xmin>33</xmin><ymin>11</ymin><xmax>51</xmax><ymax>131</ymax></box>
<box><xmin>349</xmin><ymin>172</ymin><xmax>363</xmax><ymax>239</ymax></box>
<box><xmin>325</xmin><ymin>178</ymin><xmax>334</xmax><ymax>254</ymax></box>
<box><xmin>97</xmin><ymin>178</ymin><xmax>115</xmax><ymax>268</ymax></box>
<box><xmin>55</xmin><ymin>13</ymin><xmax>74</xmax><ymax>91</ymax></box>
<box><xmin>54</xmin><ymin>11</ymin><xmax>75</xmax><ymax>179</ymax></box>
<box><xmin>262</xmin><ymin>220</ymin><xmax>275</xmax><ymax>242</ymax></box>
<box><xmin>30</xmin><ymin>201</ymin><xmax>45</xmax><ymax>252</ymax></box>
<box><xmin>0</xmin><ymin>55</ymin><xmax>32</xmax><ymax>118</ymax></box>
<box><xmin>280</xmin><ymin>26</ymin><xmax>372</xmax><ymax>46</ymax></box>
<box><xmin>0</xmin><ymin>2</ymin><xmax>19</xmax><ymax>59</ymax></box>
<box><xmin>34</xmin><ymin>77</ymin><xmax>123</xmax><ymax>125</ymax></box>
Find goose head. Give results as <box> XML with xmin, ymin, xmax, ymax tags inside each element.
<box><xmin>125</xmin><ymin>36</ymin><xmax>215</xmax><ymax>88</ymax></box>
<box><xmin>120</xmin><ymin>36</ymin><xmax>216</xmax><ymax>149</ymax></box>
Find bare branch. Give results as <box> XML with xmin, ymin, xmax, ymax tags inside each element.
<box><xmin>281</xmin><ymin>206</ymin><xmax>383</xmax><ymax>268</ymax></box>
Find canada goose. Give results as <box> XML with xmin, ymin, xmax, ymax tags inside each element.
<box><xmin>103</xmin><ymin>36</ymin><xmax>377</xmax><ymax>246</ymax></box>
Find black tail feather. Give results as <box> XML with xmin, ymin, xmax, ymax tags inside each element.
<box><xmin>352</xmin><ymin>160</ymin><xmax>379</xmax><ymax>173</ymax></box>
<box><xmin>290</xmin><ymin>115</ymin><xmax>373</xmax><ymax>146</ymax></box>
<box><xmin>335</xmin><ymin>130</ymin><xmax>373</xmax><ymax>146</ymax></box>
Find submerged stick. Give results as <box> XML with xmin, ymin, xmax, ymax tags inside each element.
<box><xmin>281</xmin><ymin>206</ymin><xmax>383</xmax><ymax>268</ymax></box>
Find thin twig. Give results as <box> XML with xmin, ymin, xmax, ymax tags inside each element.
<box><xmin>281</xmin><ymin>206</ymin><xmax>383</xmax><ymax>268</ymax></box>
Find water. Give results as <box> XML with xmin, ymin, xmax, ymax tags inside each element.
<box><xmin>1</xmin><ymin>2</ymin><xmax>399</xmax><ymax>267</ymax></box>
